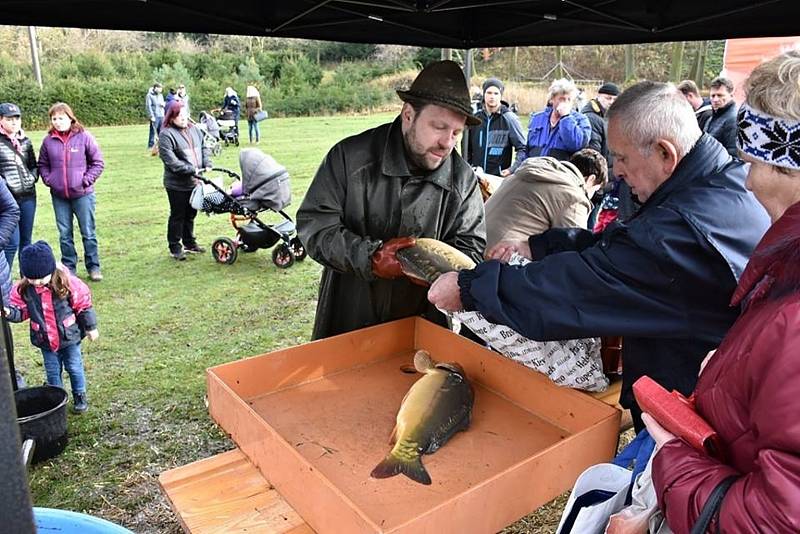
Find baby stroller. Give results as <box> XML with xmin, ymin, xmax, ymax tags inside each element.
<box><xmin>197</xmin><ymin>111</ymin><xmax>222</xmax><ymax>156</ymax></box>
<box><xmin>215</xmin><ymin>108</ymin><xmax>239</xmax><ymax>147</ymax></box>
<box><xmin>194</xmin><ymin>149</ymin><xmax>306</xmax><ymax>268</ymax></box>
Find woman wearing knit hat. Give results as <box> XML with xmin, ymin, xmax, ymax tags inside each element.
<box><xmin>4</xmin><ymin>240</ymin><xmax>99</xmax><ymax>414</ymax></box>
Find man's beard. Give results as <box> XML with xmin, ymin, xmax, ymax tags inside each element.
<box><xmin>403</xmin><ymin>123</ymin><xmax>449</xmax><ymax>173</ymax></box>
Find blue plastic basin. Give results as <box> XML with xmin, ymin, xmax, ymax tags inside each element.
<box><xmin>33</xmin><ymin>507</ymin><xmax>133</xmax><ymax>533</ymax></box>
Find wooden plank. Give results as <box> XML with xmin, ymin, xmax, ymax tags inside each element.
<box><xmin>159</xmin><ymin>449</ymin><xmax>314</xmax><ymax>534</ymax></box>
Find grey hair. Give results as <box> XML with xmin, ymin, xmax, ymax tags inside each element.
<box><xmin>548</xmin><ymin>78</ymin><xmax>577</xmax><ymax>101</ymax></box>
<box><xmin>745</xmin><ymin>49</ymin><xmax>800</xmax><ymax>121</ymax></box>
<box><xmin>606</xmin><ymin>81</ymin><xmax>701</xmax><ymax>158</ymax></box>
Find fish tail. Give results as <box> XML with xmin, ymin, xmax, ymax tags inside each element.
<box><xmin>370</xmin><ymin>448</ymin><xmax>431</xmax><ymax>485</ymax></box>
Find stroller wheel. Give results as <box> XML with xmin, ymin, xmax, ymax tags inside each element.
<box><xmin>289</xmin><ymin>237</ymin><xmax>307</xmax><ymax>261</ymax></box>
<box><xmin>212</xmin><ymin>237</ymin><xmax>238</xmax><ymax>265</ymax></box>
<box><xmin>272</xmin><ymin>243</ymin><xmax>295</xmax><ymax>269</ymax></box>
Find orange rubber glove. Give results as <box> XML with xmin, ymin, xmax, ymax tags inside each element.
<box><xmin>371</xmin><ymin>237</ymin><xmax>416</xmax><ymax>279</ymax></box>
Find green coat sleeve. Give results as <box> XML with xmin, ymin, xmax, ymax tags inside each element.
<box><xmin>443</xmin><ymin>168</ymin><xmax>486</xmax><ymax>264</ymax></box>
<box><xmin>297</xmin><ymin>144</ymin><xmax>383</xmax><ymax>281</ymax></box>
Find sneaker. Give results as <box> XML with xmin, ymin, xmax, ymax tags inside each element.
<box><xmin>89</xmin><ymin>270</ymin><xmax>103</xmax><ymax>282</ymax></box>
<box><xmin>72</xmin><ymin>392</ymin><xmax>88</xmax><ymax>414</ymax></box>
<box><xmin>171</xmin><ymin>250</ymin><xmax>187</xmax><ymax>261</ymax></box>
<box><xmin>184</xmin><ymin>244</ymin><xmax>206</xmax><ymax>254</ymax></box>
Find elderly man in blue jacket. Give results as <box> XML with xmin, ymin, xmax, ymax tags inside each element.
<box><xmin>513</xmin><ymin>78</ymin><xmax>591</xmax><ymax>166</ymax></box>
<box><xmin>429</xmin><ymin>81</ymin><xmax>770</xmax><ymax>431</ymax></box>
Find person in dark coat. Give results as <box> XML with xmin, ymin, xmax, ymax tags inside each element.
<box><xmin>704</xmin><ymin>76</ymin><xmax>738</xmax><ymax>157</ymax></box>
<box><xmin>0</xmin><ymin>102</ymin><xmax>37</xmax><ymax>270</ymax></box>
<box><xmin>428</xmin><ymin>81</ymin><xmax>770</xmax><ymax>431</ymax></box>
<box><xmin>158</xmin><ymin>100</ymin><xmax>212</xmax><ymax>260</ymax></box>
<box><xmin>647</xmin><ymin>50</ymin><xmax>800</xmax><ymax>533</ymax></box>
<box><xmin>677</xmin><ymin>79</ymin><xmax>712</xmax><ymax>130</ymax></box>
<box><xmin>466</xmin><ymin>77</ymin><xmax>526</xmax><ymax>176</ymax></box>
<box><xmin>581</xmin><ymin>82</ymin><xmax>619</xmax><ymax>175</ymax></box>
<box><xmin>297</xmin><ymin>60</ymin><xmax>486</xmax><ymax>340</ymax></box>
<box><xmin>0</xmin><ymin>179</ymin><xmax>20</xmax><ymax>305</ymax></box>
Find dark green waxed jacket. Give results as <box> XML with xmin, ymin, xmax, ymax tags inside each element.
<box><xmin>297</xmin><ymin>116</ymin><xmax>486</xmax><ymax>339</ymax></box>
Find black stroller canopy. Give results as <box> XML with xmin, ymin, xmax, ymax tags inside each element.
<box><xmin>4</xmin><ymin>1</ymin><xmax>800</xmax><ymax>47</ymax></box>
<box><xmin>239</xmin><ymin>149</ymin><xmax>291</xmax><ymax>212</ymax></box>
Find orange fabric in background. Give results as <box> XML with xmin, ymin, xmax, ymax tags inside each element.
<box><xmin>723</xmin><ymin>37</ymin><xmax>800</xmax><ymax>103</ymax></box>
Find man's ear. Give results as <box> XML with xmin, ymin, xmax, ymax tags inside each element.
<box><xmin>401</xmin><ymin>102</ymin><xmax>415</xmax><ymax>125</ymax></box>
<box><xmin>584</xmin><ymin>173</ymin><xmax>597</xmax><ymax>187</ymax></box>
<box><xmin>655</xmin><ymin>139</ymin><xmax>679</xmax><ymax>175</ymax></box>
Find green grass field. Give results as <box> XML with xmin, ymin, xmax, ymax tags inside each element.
<box><xmin>16</xmin><ymin>113</ymin><xmax>569</xmax><ymax>533</ymax></box>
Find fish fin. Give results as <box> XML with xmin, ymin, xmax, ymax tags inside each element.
<box><xmin>388</xmin><ymin>424</ymin><xmax>398</xmax><ymax>445</ymax></box>
<box><xmin>413</xmin><ymin>350</ymin><xmax>435</xmax><ymax>373</ymax></box>
<box><xmin>370</xmin><ymin>453</ymin><xmax>432</xmax><ymax>485</ymax></box>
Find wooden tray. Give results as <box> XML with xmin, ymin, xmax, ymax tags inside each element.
<box><xmin>206</xmin><ymin>317</ymin><xmax>620</xmax><ymax>534</ymax></box>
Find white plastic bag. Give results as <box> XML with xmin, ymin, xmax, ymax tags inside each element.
<box><xmin>556</xmin><ymin>463</ymin><xmax>632</xmax><ymax>534</ymax></box>
<box><xmin>454</xmin><ymin>254</ymin><xmax>609</xmax><ymax>392</ymax></box>
<box><xmin>189</xmin><ymin>178</ymin><xmax>223</xmax><ymax>211</ymax></box>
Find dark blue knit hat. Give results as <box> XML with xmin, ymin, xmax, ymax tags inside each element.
<box><xmin>20</xmin><ymin>241</ymin><xmax>56</xmax><ymax>280</ymax></box>
<box><xmin>482</xmin><ymin>77</ymin><xmax>505</xmax><ymax>95</ymax></box>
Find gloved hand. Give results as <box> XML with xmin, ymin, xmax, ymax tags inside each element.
<box><xmin>371</xmin><ymin>237</ymin><xmax>416</xmax><ymax>279</ymax></box>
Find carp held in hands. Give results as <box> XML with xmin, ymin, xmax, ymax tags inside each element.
<box><xmin>396</xmin><ymin>238</ymin><xmax>477</xmax><ymax>286</ymax></box>
<box><xmin>370</xmin><ymin>350</ymin><xmax>474</xmax><ymax>485</ymax></box>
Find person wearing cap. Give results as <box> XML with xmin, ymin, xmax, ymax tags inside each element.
<box><xmin>5</xmin><ymin>240</ymin><xmax>99</xmax><ymax>414</ymax></box>
<box><xmin>146</xmin><ymin>82</ymin><xmax>165</xmax><ymax>150</ymax></box>
<box><xmin>466</xmin><ymin>78</ymin><xmax>526</xmax><ymax>177</ymax></box>
<box><xmin>297</xmin><ymin>60</ymin><xmax>486</xmax><ymax>340</ymax></box>
<box><xmin>581</xmin><ymin>82</ymin><xmax>619</xmax><ymax>174</ymax></box>
<box><xmin>0</xmin><ymin>102</ymin><xmax>38</xmax><ymax>271</ymax></box>
<box><xmin>515</xmin><ymin>78</ymin><xmax>591</xmax><ymax>166</ymax></box>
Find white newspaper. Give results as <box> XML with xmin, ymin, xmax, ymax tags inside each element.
<box><xmin>453</xmin><ymin>254</ymin><xmax>609</xmax><ymax>392</ymax></box>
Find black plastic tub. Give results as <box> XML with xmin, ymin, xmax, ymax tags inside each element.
<box><xmin>16</xmin><ymin>386</ymin><xmax>69</xmax><ymax>463</ymax></box>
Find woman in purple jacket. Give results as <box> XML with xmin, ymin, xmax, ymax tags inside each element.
<box><xmin>38</xmin><ymin>102</ymin><xmax>105</xmax><ymax>281</ymax></box>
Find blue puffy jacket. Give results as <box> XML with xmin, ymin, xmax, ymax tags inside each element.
<box><xmin>0</xmin><ymin>180</ymin><xmax>20</xmax><ymax>305</ymax></box>
<box><xmin>516</xmin><ymin>106</ymin><xmax>591</xmax><ymax>164</ymax></box>
<box><xmin>458</xmin><ymin>135</ymin><xmax>770</xmax><ymax>412</ymax></box>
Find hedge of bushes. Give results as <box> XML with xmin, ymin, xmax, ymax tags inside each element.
<box><xmin>1</xmin><ymin>49</ymin><xmax>406</xmax><ymax>129</ymax></box>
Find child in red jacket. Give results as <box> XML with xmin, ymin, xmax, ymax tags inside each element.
<box><xmin>4</xmin><ymin>241</ymin><xmax>99</xmax><ymax>413</ymax></box>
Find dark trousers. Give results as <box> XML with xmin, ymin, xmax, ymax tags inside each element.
<box><xmin>166</xmin><ymin>189</ymin><xmax>197</xmax><ymax>253</ymax></box>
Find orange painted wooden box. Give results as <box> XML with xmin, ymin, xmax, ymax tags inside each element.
<box><xmin>205</xmin><ymin>317</ymin><xmax>620</xmax><ymax>534</ymax></box>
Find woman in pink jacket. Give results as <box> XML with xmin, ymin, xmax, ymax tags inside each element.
<box><xmin>38</xmin><ymin>102</ymin><xmax>104</xmax><ymax>281</ymax></box>
<box><xmin>645</xmin><ymin>51</ymin><xmax>800</xmax><ymax>532</ymax></box>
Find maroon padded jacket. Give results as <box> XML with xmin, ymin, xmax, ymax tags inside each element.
<box><xmin>652</xmin><ymin>201</ymin><xmax>800</xmax><ymax>533</ymax></box>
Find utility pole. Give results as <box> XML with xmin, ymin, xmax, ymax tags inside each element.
<box><xmin>28</xmin><ymin>27</ymin><xmax>43</xmax><ymax>89</ymax></box>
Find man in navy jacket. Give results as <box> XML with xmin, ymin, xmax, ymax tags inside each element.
<box><xmin>429</xmin><ymin>82</ymin><xmax>770</xmax><ymax>431</ymax></box>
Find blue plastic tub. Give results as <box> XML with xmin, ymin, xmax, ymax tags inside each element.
<box><xmin>33</xmin><ymin>507</ymin><xmax>133</xmax><ymax>533</ymax></box>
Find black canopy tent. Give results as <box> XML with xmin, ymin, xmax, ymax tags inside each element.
<box><xmin>2</xmin><ymin>2</ymin><xmax>799</xmax><ymax>532</ymax></box>
<box><xmin>2</xmin><ymin>0</ymin><xmax>800</xmax><ymax>47</ymax></box>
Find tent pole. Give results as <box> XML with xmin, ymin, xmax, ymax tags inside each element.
<box><xmin>461</xmin><ymin>48</ymin><xmax>474</xmax><ymax>159</ymax></box>
<box><xmin>0</xmin><ymin>283</ymin><xmax>35</xmax><ymax>533</ymax></box>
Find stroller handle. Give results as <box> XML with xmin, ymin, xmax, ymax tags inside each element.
<box><xmin>209</xmin><ymin>167</ymin><xmax>241</xmax><ymax>178</ymax></box>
